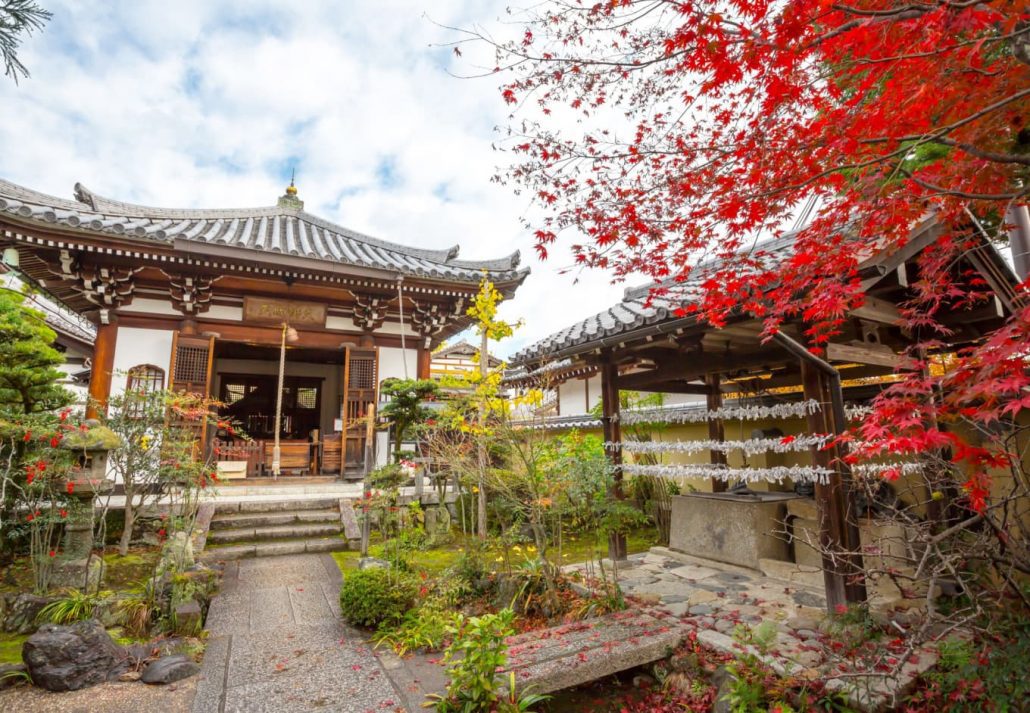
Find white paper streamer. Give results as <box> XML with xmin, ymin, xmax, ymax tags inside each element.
<box><xmin>605</xmin><ymin>433</ymin><xmax>831</xmax><ymax>455</ymax></box>
<box><xmin>845</xmin><ymin>405</ymin><xmax>872</xmax><ymax>421</ymax></box>
<box><xmin>851</xmin><ymin>462</ymin><xmax>924</xmax><ymax>476</ymax></box>
<box><xmin>621</xmin><ymin>399</ymin><xmax>822</xmax><ymax>425</ymax></box>
<box><xmin>622</xmin><ymin>463</ymin><xmax>832</xmax><ymax>484</ymax></box>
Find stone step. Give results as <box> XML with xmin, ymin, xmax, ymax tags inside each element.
<box><xmin>503</xmin><ymin>611</ymin><xmax>688</xmax><ymax>695</ymax></box>
<box><xmin>200</xmin><ymin>537</ymin><xmax>351</xmax><ymax>561</ymax></box>
<box><xmin>209</xmin><ymin>509</ymin><xmax>340</xmax><ymax>530</ymax></box>
<box><xmin>206</xmin><ymin>522</ymin><xmax>342</xmax><ymax>544</ymax></box>
<box><xmin>215</xmin><ymin>497</ymin><xmax>341</xmax><ymax>514</ymax></box>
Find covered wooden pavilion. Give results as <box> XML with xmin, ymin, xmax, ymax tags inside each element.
<box><xmin>507</xmin><ymin>220</ymin><xmax>1020</xmax><ymax>609</ymax></box>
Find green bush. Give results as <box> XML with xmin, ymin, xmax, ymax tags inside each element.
<box><xmin>338</xmin><ymin>568</ymin><xmax>417</xmax><ymax>628</ymax></box>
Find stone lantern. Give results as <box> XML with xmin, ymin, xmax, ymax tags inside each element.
<box><xmin>53</xmin><ymin>421</ymin><xmax>121</xmax><ymax>590</ymax></box>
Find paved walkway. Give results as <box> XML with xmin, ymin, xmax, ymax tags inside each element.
<box><xmin>192</xmin><ymin>554</ymin><xmax>405</xmax><ymax>713</ymax></box>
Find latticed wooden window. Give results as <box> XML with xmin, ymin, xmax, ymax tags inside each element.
<box><xmin>125</xmin><ymin>364</ymin><xmax>164</xmax><ymax>417</ymax></box>
<box><xmin>349</xmin><ymin>355</ymin><xmax>376</xmax><ymax>389</ymax></box>
<box><xmin>174</xmin><ymin>345</ymin><xmax>209</xmax><ymax>384</ymax></box>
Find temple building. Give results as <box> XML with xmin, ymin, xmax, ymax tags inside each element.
<box><xmin>0</xmin><ymin>178</ymin><xmax>527</xmax><ymax>477</ymax></box>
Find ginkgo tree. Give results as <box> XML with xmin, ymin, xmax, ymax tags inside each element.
<box><xmin>466</xmin><ymin>275</ymin><xmax>522</xmax><ymax>539</ymax></box>
<box><xmin>463</xmin><ymin>0</ymin><xmax>1030</xmax><ymax>628</ymax></box>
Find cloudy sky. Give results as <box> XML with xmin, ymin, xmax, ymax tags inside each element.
<box><xmin>0</xmin><ymin>0</ymin><xmax>628</xmax><ymax>358</ymax></box>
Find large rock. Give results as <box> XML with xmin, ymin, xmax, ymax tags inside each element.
<box><xmin>3</xmin><ymin>593</ymin><xmax>54</xmax><ymax>634</ymax></box>
<box><xmin>22</xmin><ymin>619</ymin><xmax>126</xmax><ymax>691</ymax></box>
<box><xmin>140</xmin><ymin>654</ymin><xmax>199</xmax><ymax>685</ymax></box>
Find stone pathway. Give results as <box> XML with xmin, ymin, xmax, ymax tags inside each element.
<box><xmin>567</xmin><ymin>548</ymin><xmax>939</xmax><ymax>710</ymax></box>
<box><xmin>192</xmin><ymin>554</ymin><xmax>405</xmax><ymax>713</ymax></box>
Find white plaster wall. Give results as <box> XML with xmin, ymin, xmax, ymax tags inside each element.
<box><xmin>558</xmin><ymin>379</ymin><xmax>588</xmax><ymax>416</ymax></box>
<box><xmin>378</xmin><ymin>346</ymin><xmax>419</xmax><ymax>382</ymax></box>
<box><xmin>206</xmin><ymin>305</ymin><xmax>243</xmax><ymax>321</ymax></box>
<box><xmin>121</xmin><ymin>298</ymin><xmax>180</xmax><ymax>317</ymax></box>
<box><xmin>586</xmin><ymin>374</ymin><xmax>602</xmax><ymax>413</ymax></box>
<box><xmin>661</xmin><ymin>392</ymin><xmax>706</xmax><ymax>406</ymax></box>
<box><xmin>324</xmin><ymin>315</ymin><xmax>418</xmax><ymax>338</ymax></box>
<box><xmin>111</xmin><ymin>327</ymin><xmax>174</xmax><ymax>396</ymax></box>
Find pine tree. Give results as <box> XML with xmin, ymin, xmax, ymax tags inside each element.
<box><xmin>0</xmin><ymin>289</ymin><xmax>71</xmax><ymax>414</ymax></box>
<box><xmin>0</xmin><ymin>0</ymin><xmax>51</xmax><ymax>83</ymax></box>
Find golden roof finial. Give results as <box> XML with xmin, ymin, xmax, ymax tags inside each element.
<box><xmin>277</xmin><ymin>168</ymin><xmax>304</xmax><ymax>210</ymax></box>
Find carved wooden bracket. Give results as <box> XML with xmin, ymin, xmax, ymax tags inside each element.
<box><xmin>352</xmin><ymin>293</ymin><xmax>388</xmax><ymax>332</ymax></box>
<box><xmin>168</xmin><ymin>274</ymin><xmax>216</xmax><ymax>315</ymax></box>
<box><xmin>56</xmin><ymin>249</ymin><xmax>139</xmax><ymax>310</ymax></box>
<box><xmin>410</xmin><ymin>297</ymin><xmax>466</xmax><ymax>343</ymax></box>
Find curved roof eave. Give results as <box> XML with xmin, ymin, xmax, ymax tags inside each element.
<box><xmin>0</xmin><ymin>178</ymin><xmax>526</xmax><ymax>284</ymax></box>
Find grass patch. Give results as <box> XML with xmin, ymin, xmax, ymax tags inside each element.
<box><xmin>0</xmin><ymin>633</ymin><xmax>29</xmax><ymax>665</ymax></box>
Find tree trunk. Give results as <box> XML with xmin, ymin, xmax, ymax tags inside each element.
<box><xmin>477</xmin><ymin>331</ymin><xmax>489</xmax><ymax>539</ymax></box>
<box><xmin>118</xmin><ymin>500</ymin><xmax>134</xmax><ymax>557</ymax></box>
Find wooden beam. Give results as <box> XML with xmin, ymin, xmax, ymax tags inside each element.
<box><xmin>618</xmin><ymin>349</ymin><xmax>787</xmax><ymax>390</ymax></box>
<box><xmin>801</xmin><ymin>360</ymin><xmax>849</xmax><ymax>612</ymax></box>
<box><xmin>849</xmin><ymin>295</ymin><xmax>901</xmax><ymax>325</ymax></box>
<box><xmin>706</xmin><ymin>374</ymin><xmax>727</xmax><ymax>493</ymax></box>
<box><xmin>416</xmin><ymin>345</ymin><xmax>432</xmax><ymax>380</ymax></box>
<box><xmin>600</xmin><ymin>354</ymin><xmax>627</xmax><ymax>561</ymax></box>
<box><xmin>629</xmin><ymin>382</ymin><xmax>713</xmax><ymax>395</ymax></box>
<box><xmin>939</xmin><ymin>296</ymin><xmax>1005</xmax><ymax>326</ymax></box>
<box><xmin>826</xmin><ymin>342</ymin><xmax>905</xmax><ymax>369</ymax></box>
<box><xmin>86</xmin><ymin>320</ymin><xmax>118</xmax><ymax>420</ymax></box>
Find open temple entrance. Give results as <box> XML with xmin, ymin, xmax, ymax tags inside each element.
<box><xmin>181</xmin><ymin>338</ymin><xmax>378</xmax><ymax>480</ymax></box>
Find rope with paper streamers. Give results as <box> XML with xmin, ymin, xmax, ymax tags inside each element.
<box><xmin>621</xmin><ymin>399</ymin><xmax>821</xmax><ymax>425</ymax></box>
<box><xmin>851</xmin><ymin>462</ymin><xmax>924</xmax><ymax>477</ymax></box>
<box><xmin>622</xmin><ymin>463</ymin><xmax>832</xmax><ymax>485</ymax></box>
<box><xmin>605</xmin><ymin>433</ymin><xmax>831</xmax><ymax>456</ymax></box>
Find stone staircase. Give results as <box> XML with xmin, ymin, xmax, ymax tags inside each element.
<box><xmin>199</xmin><ymin>497</ymin><xmax>361</xmax><ymax>561</ymax></box>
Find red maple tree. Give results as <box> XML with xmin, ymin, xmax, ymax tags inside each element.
<box><xmin>481</xmin><ymin>1</ymin><xmax>1028</xmax><ymax>516</ymax></box>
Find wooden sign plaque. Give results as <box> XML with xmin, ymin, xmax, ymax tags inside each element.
<box><xmin>243</xmin><ymin>297</ymin><xmax>327</xmax><ymax>327</ymax></box>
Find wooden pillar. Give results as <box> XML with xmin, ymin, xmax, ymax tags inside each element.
<box><xmin>801</xmin><ymin>359</ymin><xmax>849</xmax><ymax>611</ymax></box>
<box><xmin>600</xmin><ymin>354</ymin><xmax>627</xmax><ymax>560</ymax></box>
<box><xmin>706</xmin><ymin>373</ymin><xmax>728</xmax><ymax>492</ymax></box>
<box><xmin>416</xmin><ymin>344</ymin><xmax>432</xmax><ymax>380</ymax></box>
<box><xmin>86</xmin><ymin>319</ymin><xmax>119</xmax><ymax>420</ymax></box>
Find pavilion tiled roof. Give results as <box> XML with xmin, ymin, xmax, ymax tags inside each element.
<box><xmin>0</xmin><ymin>179</ymin><xmax>527</xmax><ymax>285</ymax></box>
<box><xmin>510</xmin><ymin>232</ymin><xmax>798</xmax><ymax>366</ymax></box>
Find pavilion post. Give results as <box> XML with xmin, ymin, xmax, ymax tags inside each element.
<box><xmin>600</xmin><ymin>354</ymin><xmax>627</xmax><ymax>561</ymax></box>
<box><xmin>773</xmin><ymin>332</ymin><xmax>868</xmax><ymax>601</ymax></box>
<box><xmin>800</xmin><ymin>360</ymin><xmax>849</xmax><ymax>610</ymax></box>
<box><xmin>705</xmin><ymin>373</ymin><xmax>728</xmax><ymax>492</ymax></box>
<box><xmin>86</xmin><ymin>318</ymin><xmax>118</xmax><ymax>420</ymax></box>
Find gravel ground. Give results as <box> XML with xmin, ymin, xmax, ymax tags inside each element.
<box><xmin>0</xmin><ymin>678</ymin><xmax>197</xmax><ymax>713</ymax></box>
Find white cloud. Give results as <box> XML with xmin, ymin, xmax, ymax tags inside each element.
<box><xmin>0</xmin><ymin>0</ymin><xmax>628</xmax><ymax>358</ymax></box>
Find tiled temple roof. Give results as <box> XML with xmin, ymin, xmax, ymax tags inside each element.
<box><xmin>0</xmin><ymin>179</ymin><xmax>527</xmax><ymax>285</ymax></box>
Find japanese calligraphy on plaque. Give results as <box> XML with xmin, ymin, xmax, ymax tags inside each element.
<box><xmin>243</xmin><ymin>297</ymin><xmax>327</xmax><ymax>327</ymax></box>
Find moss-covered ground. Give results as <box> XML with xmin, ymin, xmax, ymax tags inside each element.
<box><xmin>0</xmin><ymin>546</ymin><xmax>160</xmax><ymax>594</ymax></box>
<box><xmin>331</xmin><ymin>527</ymin><xmax>658</xmax><ymax>575</ymax></box>
<box><xmin>0</xmin><ymin>633</ymin><xmax>28</xmax><ymax>664</ymax></box>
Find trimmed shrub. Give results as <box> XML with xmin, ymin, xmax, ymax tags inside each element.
<box><xmin>338</xmin><ymin>568</ymin><xmax>417</xmax><ymax>628</ymax></box>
